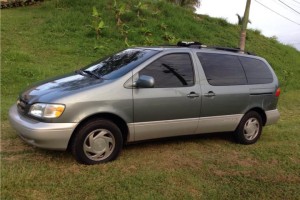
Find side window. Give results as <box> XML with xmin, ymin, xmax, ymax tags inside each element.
<box><xmin>197</xmin><ymin>53</ymin><xmax>247</xmax><ymax>86</ymax></box>
<box><xmin>139</xmin><ymin>53</ymin><xmax>194</xmax><ymax>88</ymax></box>
<box><xmin>239</xmin><ymin>57</ymin><xmax>273</xmax><ymax>84</ymax></box>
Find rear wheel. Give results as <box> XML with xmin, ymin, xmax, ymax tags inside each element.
<box><xmin>71</xmin><ymin>119</ymin><xmax>123</xmax><ymax>165</ymax></box>
<box><xmin>235</xmin><ymin>111</ymin><xmax>262</xmax><ymax>144</ymax></box>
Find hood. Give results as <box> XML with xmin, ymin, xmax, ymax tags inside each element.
<box><xmin>20</xmin><ymin>73</ymin><xmax>106</xmax><ymax>104</ymax></box>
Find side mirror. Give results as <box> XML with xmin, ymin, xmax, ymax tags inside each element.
<box><xmin>134</xmin><ymin>75</ymin><xmax>155</xmax><ymax>88</ymax></box>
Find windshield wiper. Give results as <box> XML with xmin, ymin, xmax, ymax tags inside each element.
<box><xmin>83</xmin><ymin>70</ymin><xmax>101</xmax><ymax>79</ymax></box>
<box><xmin>75</xmin><ymin>69</ymin><xmax>101</xmax><ymax>79</ymax></box>
<box><xmin>75</xmin><ymin>69</ymin><xmax>86</xmax><ymax>76</ymax></box>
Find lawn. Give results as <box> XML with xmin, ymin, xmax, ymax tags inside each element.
<box><xmin>1</xmin><ymin>1</ymin><xmax>300</xmax><ymax>199</ymax></box>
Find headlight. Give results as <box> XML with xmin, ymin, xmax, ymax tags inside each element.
<box><xmin>29</xmin><ymin>103</ymin><xmax>65</xmax><ymax>118</ymax></box>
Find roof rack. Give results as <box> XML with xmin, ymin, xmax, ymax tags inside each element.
<box><xmin>177</xmin><ymin>41</ymin><xmax>207</xmax><ymax>48</ymax></box>
<box><xmin>176</xmin><ymin>41</ymin><xmax>256</xmax><ymax>55</ymax></box>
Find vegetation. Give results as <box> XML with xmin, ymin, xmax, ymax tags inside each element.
<box><xmin>236</xmin><ymin>14</ymin><xmax>251</xmax><ymax>25</ymax></box>
<box><xmin>89</xmin><ymin>6</ymin><xmax>106</xmax><ymax>39</ymax></box>
<box><xmin>0</xmin><ymin>0</ymin><xmax>43</xmax><ymax>9</ymax></box>
<box><xmin>1</xmin><ymin>0</ymin><xmax>300</xmax><ymax>199</ymax></box>
<box><xmin>168</xmin><ymin>0</ymin><xmax>200</xmax><ymax>10</ymax></box>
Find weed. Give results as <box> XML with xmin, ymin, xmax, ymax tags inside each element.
<box><xmin>140</xmin><ymin>27</ymin><xmax>152</xmax><ymax>36</ymax></box>
<box><xmin>87</xmin><ymin>6</ymin><xmax>106</xmax><ymax>39</ymax></box>
<box><xmin>281</xmin><ymin>69</ymin><xmax>294</xmax><ymax>90</ymax></box>
<box><xmin>144</xmin><ymin>37</ymin><xmax>153</xmax><ymax>46</ymax></box>
<box><xmin>163</xmin><ymin>32</ymin><xmax>178</xmax><ymax>43</ymax></box>
<box><xmin>134</xmin><ymin>1</ymin><xmax>147</xmax><ymax>18</ymax></box>
<box><xmin>159</xmin><ymin>23</ymin><xmax>168</xmax><ymax>31</ymax></box>
<box><xmin>113</xmin><ymin>0</ymin><xmax>128</xmax><ymax>26</ymax></box>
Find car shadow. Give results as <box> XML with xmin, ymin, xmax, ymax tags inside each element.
<box><xmin>32</xmin><ymin>131</ymin><xmax>235</xmax><ymax>163</ymax></box>
<box><xmin>124</xmin><ymin>131</ymin><xmax>236</xmax><ymax>149</ymax></box>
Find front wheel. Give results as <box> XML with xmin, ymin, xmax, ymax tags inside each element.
<box><xmin>71</xmin><ymin>119</ymin><xmax>123</xmax><ymax>165</ymax></box>
<box><xmin>235</xmin><ymin>111</ymin><xmax>262</xmax><ymax>145</ymax></box>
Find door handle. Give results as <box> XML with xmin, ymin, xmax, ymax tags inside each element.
<box><xmin>187</xmin><ymin>92</ymin><xmax>199</xmax><ymax>98</ymax></box>
<box><xmin>204</xmin><ymin>91</ymin><xmax>216</xmax><ymax>97</ymax></box>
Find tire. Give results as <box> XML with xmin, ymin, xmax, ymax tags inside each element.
<box><xmin>71</xmin><ymin>119</ymin><xmax>123</xmax><ymax>165</ymax></box>
<box><xmin>235</xmin><ymin>111</ymin><xmax>262</xmax><ymax>145</ymax></box>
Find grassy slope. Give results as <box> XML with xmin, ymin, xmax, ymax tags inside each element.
<box><xmin>1</xmin><ymin>0</ymin><xmax>300</xmax><ymax>199</ymax></box>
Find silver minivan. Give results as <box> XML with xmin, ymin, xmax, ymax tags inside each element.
<box><xmin>9</xmin><ymin>42</ymin><xmax>280</xmax><ymax>164</ymax></box>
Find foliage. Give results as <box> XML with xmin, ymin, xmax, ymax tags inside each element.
<box><xmin>134</xmin><ymin>1</ymin><xmax>147</xmax><ymax>18</ymax></box>
<box><xmin>0</xmin><ymin>0</ymin><xmax>43</xmax><ymax>9</ymax></box>
<box><xmin>236</xmin><ymin>14</ymin><xmax>251</xmax><ymax>25</ymax></box>
<box><xmin>88</xmin><ymin>6</ymin><xmax>106</xmax><ymax>39</ymax></box>
<box><xmin>163</xmin><ymin>32</ymin><xmax>178</xmax><ymax>43</ymax></box>
<box><xmin>114</xmin><ymin>0</ymin><xmax>128</xmax><ymax>26</ymax></box>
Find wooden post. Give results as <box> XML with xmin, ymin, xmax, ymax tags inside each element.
<box><xmin>239</xmin><ymin>0</ymin><xmax>251</xmax><ymax>52</ymax></box>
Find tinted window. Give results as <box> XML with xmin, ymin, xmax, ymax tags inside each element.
<box><xmin>139</xmin><ymin>53</ymin><xmax>194</xmax><ymax>88</ymax></box>
<box><xmin>239</xmin><ymin>57</ymin><xmax>273</xmax><ymax>84</ymax></box>
<box><xmin>197</xmin><ymin>53</ymin><xmax>247</xmax><ymax>86</ymax></box>
<box><xmin>84</xmin><ymin>49</ymin><xmax>159</xmax><ymax>79</ymax></box>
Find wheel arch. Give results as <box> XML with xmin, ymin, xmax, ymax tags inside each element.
<box><xmin>67</xmin><ymin>113</ymin><xmax>130</xmax><ymax>150</ymax></box>
<box><xmin>244</xmin><ymin>107</ymin><xmax>267</xmax><ymax>126</ymax></box>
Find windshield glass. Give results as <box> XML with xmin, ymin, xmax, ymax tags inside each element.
<box><xmin>83</xmin><ymin>49</ymin><xmax>160</xmax><ymax>79</ymax></box>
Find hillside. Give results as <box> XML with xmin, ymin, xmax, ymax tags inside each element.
<box><xmin>1</xmin><ymin>1</ymin><xmax>300</xmax><ymax>199</ymax></box>
<box><xmin>2</xmin><ymin>1</ymin><xmax>300</xmax><ymax>115</ymax></box>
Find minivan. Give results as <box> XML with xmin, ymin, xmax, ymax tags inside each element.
<box><xmin>9</xmin><ymin>42</ymin><xmax>280</xmax><ymax>164</ymax></box>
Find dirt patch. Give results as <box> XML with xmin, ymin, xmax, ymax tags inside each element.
<box><xmin>237</xmin><ymin>157</ymin><xmax>259</xmax><ymax>167</ymax></box>
<box><xmin>212</xmin><ymin>168</ymin><xmax>252</xmax><ymax>177</ymax></box>
<box><xmin>165</xmin><ymin>153</ymin><xmax>202</xmax><ymax>169</ymax></box>
<box><xmin>217</xmin><ymin>150</ymin><xmax>259</xmax><ymax>167</ymax></box>
<box><xmin>257</xmin><ymin>171</ymin><xmax>300</xmax><ymax>183</ymax></box>
<box><xmin>0</xmin><ymin>138</ymin><xmax>32</xmax><ymax>153</ymax></box>
<box><xmin>2</xmin><ymin>154</ymin><xmax>25</xmax><ymax>162</ymax></box>
<box><xmin>288</xmin><ymin>156</ymin><xmax>300</xmax><ymax>164</ymax></box>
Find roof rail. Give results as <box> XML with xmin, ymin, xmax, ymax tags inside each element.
<box><xmin>212</xmin><ymin>46</ymin><xmax>241</xmax><ymax>53</ymax></box>
<box><xmin>176</xmin><ymin>41</ymin><xmax>256</xmax><ymax>55</ymax></box>
<box><xmin>212</xmin><ymin>46</ymin><xmax>256</xmax><ymax>55</ymax></box>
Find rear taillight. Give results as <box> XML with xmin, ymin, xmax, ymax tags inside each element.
<box><xmin>275</xmin><ymin>88</ymin><xmax>281</xmax><ymax>97</ymax></box>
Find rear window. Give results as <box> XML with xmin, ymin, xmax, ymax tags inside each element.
<box><xmin>238</xmin><ymin>57</ymin><xmax>273</xmax><ymax>84</ymax></box>
<box><xmin>197</xmin><ymin>53</ymin><xmax>247</xmax><ymax>86</ymax></box>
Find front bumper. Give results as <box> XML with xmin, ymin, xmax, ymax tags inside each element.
<box><xmin>9</xmin><ymin>104</ymin><xmax>77</xmax><ymax>150</ymax></box>
<box><xmin>265</xmin><ymin>109</ymin><xmax>280</xmax><ymax>126</ymax></box>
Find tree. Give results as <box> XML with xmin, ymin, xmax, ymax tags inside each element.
<box><xmin>239</xmin><ymin>0</ymin><xmax>251</xmax><ymax>52</ymax></box>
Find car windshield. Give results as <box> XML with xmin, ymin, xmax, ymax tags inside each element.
<box><xmin>83</xmin><ymin>48</ymin><xmax>160</xmax><ymax>79</ymax></box>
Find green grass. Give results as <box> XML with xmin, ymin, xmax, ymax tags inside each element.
<box><xmin>1</xmin><ymin>0</ymin><xmax>300</xmax><ymax>199</ymax></box>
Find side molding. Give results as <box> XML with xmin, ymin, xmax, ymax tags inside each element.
<box><xmin>195</xmin><ymin>114</ymin><xmax>243</xmax><ymax>133</ymax></box>
<box><xmin>127</xmin><ymin>114</ymin><xmax>243</xmax><ymax>142</ymax></box>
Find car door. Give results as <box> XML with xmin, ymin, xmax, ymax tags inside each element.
<box><xmin>132</xmin><ymin>52</ymin><xmax>202</xmax><ymax>141</ymax></box>
<box><xmin>195</xmin><ymin>52</ymin><xmax>250</xmax><ymax>133</ymax></box>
